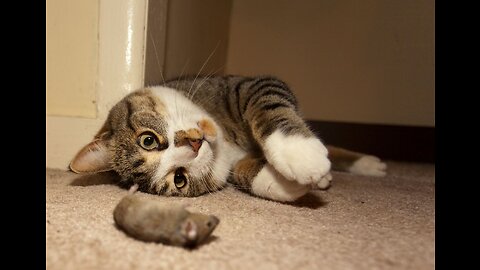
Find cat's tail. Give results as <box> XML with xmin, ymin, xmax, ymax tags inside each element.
<box><xmin>326</xmin><ymin>145</ymin><xmax>387</xmax><ymax>177</ymax></box>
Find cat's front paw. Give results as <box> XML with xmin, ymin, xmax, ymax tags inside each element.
<box><xmin>263</xmin><ymin>130</ymin><xmax>331</xmax><ymax>186</ymax></box>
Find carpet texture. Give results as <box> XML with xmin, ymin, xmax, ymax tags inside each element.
<box><xmin>46</xmin><ymin>161</ymin><xmax>435</xmax><ymax>270</ymax></box>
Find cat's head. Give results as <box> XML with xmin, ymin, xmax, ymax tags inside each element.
<box><xmin>70</xmin><ymin>87</ymin><xmax>224</xmax><ymax>196</ymax></box>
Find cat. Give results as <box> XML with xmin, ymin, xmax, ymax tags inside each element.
<box><xmin>70</xmin><ymin>75</ymin><xmax>386</xmax><ymax>202</ymax></box>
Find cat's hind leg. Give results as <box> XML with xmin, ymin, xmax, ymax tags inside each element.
<box><xmin>230</xmin><ymin>155</ymin><xmax>314</xmax><ymax>202</ymax></box>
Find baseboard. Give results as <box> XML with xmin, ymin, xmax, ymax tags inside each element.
<box><xmin>307</xmin><ymin>120</ymin><xmax>435</xmax><ymax>163</ymax></box>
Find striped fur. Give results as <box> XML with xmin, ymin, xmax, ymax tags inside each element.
<box><xmin>70</xmin><ymin>75</ymin><xmax>386</xmax><ymax>202</ymax></box>
<box><xmin>164</xmin><ymin>75</ymin><xmax>314</xmax><ymax>148</ymax></box>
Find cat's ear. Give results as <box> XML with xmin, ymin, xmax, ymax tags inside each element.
<box><xmin>69</xmin><ymin>138</ymin><xmax>112</xmax><ymax>173</ymax></box>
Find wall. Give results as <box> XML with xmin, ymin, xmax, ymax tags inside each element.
<box><xmin>163</xmin><ymin>0</ymin><xmax>232</xmax><ymax>81</ymax></box>
<box><xmin>47</xmin><ymin>0</ymin><xmax>149</xmax><ymax>169</ymax></box>
<box><xmin>47</xmin><ymin>0</ymin><xmax>98</xmax><ymax>118</ymax></box>
<box><xmin>226</xmin><ymin>0</ymin><xmax>434</xmax><ymax>127</ymax></box>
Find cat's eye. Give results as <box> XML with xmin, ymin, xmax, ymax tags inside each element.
<box><xmin>174</xmin><ymin>168</ymin><xmax>187</xmax><ymax>189</ymax></box>
<box><xmin>138</xmin><ymin>132</ymin><xmax>159</xmax><ymax>150</ymax></box>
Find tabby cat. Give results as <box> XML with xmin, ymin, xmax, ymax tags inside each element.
<box><xmin>70</xmin><ymin>75</ymin><xmax>386</xmax><ymax>202</ymax></box>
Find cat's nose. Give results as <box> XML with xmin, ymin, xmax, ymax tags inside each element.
<box><xmin>189</xmin><ymin>139</ymin><xmax>202</xmax><ymax>152</ymax></box>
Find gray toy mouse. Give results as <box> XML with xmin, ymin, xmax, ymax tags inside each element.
<box><xmin>113</xmin><ymin>185</ymin><xmax>219</xmax><ymax>248</ymax></box>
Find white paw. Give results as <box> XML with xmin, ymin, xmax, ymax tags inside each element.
<box><xmin>316</xmin><ymin>172</ymin><xmax>333</xmax><ymax>190</ymax></box>
<box><xmin>251</xmin><ymin>165</ymin><xmax>310</xmax><ymax>202</ymax></box>
<box><xmin>263</xmin><ymin>130</ymin><xmax>331</xmax><ymax>186</ymax></box>
<box><xmin>348</xmin><ymin>155</ymin><xmax>387</xmax><ymax>177</ymax></box>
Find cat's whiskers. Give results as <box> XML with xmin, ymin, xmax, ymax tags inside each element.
<box><xmin>172</xmin><ymin>60</ymin><xmax>191</xmax><ymax>120</ymax></box>
<box><xmin>186</xmin><ymin>42</ymin><xmax>220</xmax><ymax>100</ymax></box>
<box><xmin>197</xmin><ymin>164</ymin><xmax>222</xmax><ymax>197</ymax></box>
<box><xmin>192</xmin><ymin>78</ymin><xmax>228</xmax><ymax>113</ymax></box>
<box><xmin>206</xmin><ymin>170</ymin><xmax>223</xmax><ymax>193</ymax></box>
<box><xmin>149</xmin><ymin>32</ymin><xmax>166</xmax><ymax>85</ymax></box>
<box><xmin>195</xmin><ymin>91</ymin><xmax>222</xmax><ymax>109</ymax></box>
<box><xmin>189</xmin><ymin>64</ymin><xmax>225</xmax><ymax>102</ymax></box>
<box><xmin>197</xmin><ymin>172</ymin><xmax>217</xmax><ymax>197</ymax></box>
<box><xmin>175</xmin><ymin>59</ymin><xmax>190</xmax><ymax>90</ymax></box>
<box><xmin>171</xmin><ymin>45</ymin><xmax>221</xmax><ymax>129</ymax></box>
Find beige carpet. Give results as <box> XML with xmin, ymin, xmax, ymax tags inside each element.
<box><xmin>46</xmin><ymin>161</ymin><xmax>434</xmax><ymax>270</ymax></box>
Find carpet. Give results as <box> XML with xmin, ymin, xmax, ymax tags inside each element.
<box><xmin>46</xmin><ymin>161</ymin><xmax>434</xmax><ymax>270</ymax></box>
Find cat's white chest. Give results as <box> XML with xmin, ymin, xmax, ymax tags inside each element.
<box><xmin>213</xmin><ymin>140</ymin><xmax>247</xmax><ymax>183</ymax></box>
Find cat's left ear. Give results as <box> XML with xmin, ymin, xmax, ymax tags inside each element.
<box><xmin>69</xmin><ymin>138</ymin><xmax>112</xmax><ymax>173</ymax></box>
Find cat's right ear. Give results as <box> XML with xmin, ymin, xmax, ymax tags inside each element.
<box><xmin>69</xmin><ymin>138</ymin><xmax>112</xmax><ymax>174</ymax></box>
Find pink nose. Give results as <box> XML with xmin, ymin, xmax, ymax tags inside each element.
<box><xmin>189</xmin><ymin>139</ymin><xmax>202</xmax><ymax>152</ymax></box>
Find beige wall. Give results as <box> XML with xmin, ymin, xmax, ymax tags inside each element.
<box><xmin>47</xmin><ymin>0</ymin><xmax>434</xmax><ymax>169</ymax></box>
<box><xmin>226</xmin><ymin>0</ymin><xmax>434</xmax><ymax>127</ymax></box>
<box><xmin>163</xmin><ymin>0</ymin><xmax>232</xmax><ymax>81</ymax></box>
<box><xmin>47</xmin><ymin>0</ymin><xmax>149</xmax><ymax>169</ymax></box>
<box><xmin>47</xmin><ymin>0</ymin><xmax>98</xmax><ymax>118</ymax></box>
<box><xmin>144</xmin><ymin>0</ymin><xmax>169</xmax><ymax>86</ymax></box>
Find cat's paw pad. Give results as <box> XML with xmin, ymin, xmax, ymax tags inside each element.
<box><xmin>348</xmin><ymin>155</ymin><xmax>387</xmax><ymax>177</ymax></box>
<box><xmin>263</xmin><ymin>130</ymin><xmax>331</xmax><ymax>185</ymax></box>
